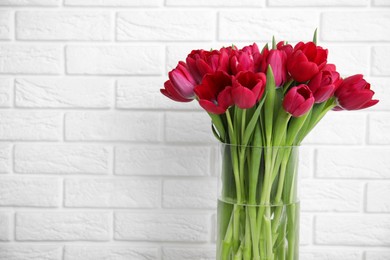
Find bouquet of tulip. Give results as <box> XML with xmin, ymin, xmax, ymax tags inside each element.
<box><xmin>161</xmin><ymin>32</ymin><xmax>378</xmax><ymax>260</ymax></box>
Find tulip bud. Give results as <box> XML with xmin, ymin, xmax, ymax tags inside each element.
<box><xmin>267</xmin><ymin>49</ymin><xmax>287</xmax><ymax>87</ymax></box>
<box><xmin>308</xmin><ymin>67</ymin><xmax>342</xmax><ymax>103</ymax></box>
<box><xmin>334</xmin><ymin>74</ymin><xmax>379</xmax><ymax>110</ymax></box>
<box><xmin>161</xmin><ymin>62</ymin><xmax>196</xmax><ymax>102</ymax></box>
<box><xmin>283</xmin><ymin>84</ymin><xmax>315</xmax><ymax>117</ymax></box>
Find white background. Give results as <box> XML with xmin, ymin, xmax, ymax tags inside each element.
<box><xmin>0</xmin><ymin>0</ymin><xmax>390</xmax><ymax>259</ymax></box>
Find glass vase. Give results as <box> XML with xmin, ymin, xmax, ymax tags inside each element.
<box><xmin>217</xmin><ymin>144</ymin><xmax>300</xmax><ymax>260</ymax></box>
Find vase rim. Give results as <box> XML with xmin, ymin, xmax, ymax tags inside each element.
<box><xmin>218</xmin><ymin>142</ymin><xmax>300</xmax><ymax>148</ymax></box>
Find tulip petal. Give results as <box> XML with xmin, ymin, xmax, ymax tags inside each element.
<box><xmin>217</xmin><ymin>86</ymin><xmax>233</xmax><ymax>109</ymax></box>
<box><xmin>291</xmin><ymin>97</ymin><xmax>314</xmax><ymax>117</ymax></box>
<box><xmin>232</xmin><ymin>86</ymin><xmax>257</xmax><ymax>109</ymax></box>
<box><xmin>338</xmin><ymin>89</ymin><xmax>375</xmax><ymax>110</ymax></box>
<box><xmin>161</xmin><ymin>80</ymin><xmax>192</xmax><ymax>102</ymax></box>
<box><xmin>199</xmin><ymin>99</ymin><xmax>227</xmax><ymax>114</ymax></box>
<box><xmin>290</xmin><ymin>61</ymin><xmax>319</xmax><ymax>82</ymax></box>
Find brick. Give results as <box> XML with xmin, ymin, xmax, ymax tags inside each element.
<box><xmin>64</xmin><ymin>0</ymin><xmax>161</xmax><ymax>6</ymax></box>
<box><xmin>65</xmin><ymin>112</ymin><xmax>162</xmax><ymax>141</ymax></box>
<box><xmin>366</xmin><ymin>251</ymin><xmax>390</xmax><ymax>260</ymax></box>
<box><xmin>0</xmin><ymin>45</ymin><xmax>61</xmax><ymax>74</ymax></box>
<box><xmin>300</xmin><ymin>213</ymin><xmax>312</xmax><ymax>245</ymax></box>
<box><xmin>369</xmin><ymin>113</ymin><xmax>390</xmax><ymax>144</ymax></box>
<box><xmin>66</xmin><ymin>45</ymin><xmax>162</xmax><ymax>75</ymax></box>
<box><xmin>162</xmin><ymin>247</ymin><xmax>215</xmax><ymax>260</ymax></box>
<box><xmin>316</xmin><ymin>147</ymin><xmax>390</xmax><ymax>179</ymax></box>
<box><xmin>65</xmin><ymin>178</ymin><xmax>160</xmax><ymax>208</ymax></box>
<box><xmin>165</xmin><ymin>112</ymin><xmax>215</xmax><ymax>143</ymax></box>
<box><xmin>166</xmin><ymin>0</ymin><xmax>262</xmax><ymax>6</ymax></box>
<box><xmin>16</xmin><ymin>77</ymin><xmax>113</xmax><ymax>108</ymax></box>
<box><xmin>301</xmin><ymin>180</ymin><xmax>363</xmax><ymax>212</ymax></box>
<box><xmin>367</xmin><ymin>182</ymin><xmax>390</xmax><ymax>212</ymax></box>
<box><xmin>0</xmin><ymin>78</ymin><xmax>12</xmax><ymax>107</ymax></box>
<box><xmin>15</xmin><ymin>144</ymin><xmax>110</xmax><ymax>174</ymax></box>
<box><xmin>0</xmin><ymin>0</ymin><xmax>59</xmax><ymax>6</ymax></box>
<box><xmin>117</xmin><ymin>11</ymin><xmax>214</xmax><ymax>41</ymax></box>
<box><xmin>299</xmin><ymin>146</ymin><xmax>313</xmax><ymax>178</ymax></box>
<box><xmin>16</xmin><ymin>212</ymin><xmax>110</xmax><ymax>241</ymax></box>
<box><xmin>116</xmin><ymin>77</ymin><xmax>199</xmax><ymax>110</ymax></box>
<box><xmin>0</xmin><ymin>177</ymin><xmax>59</xmax><ymax>207</ymax></box>
<box><xmin>0</xmin><ymin>111</ymin><xmax>61</xmax><ymax>140</ymax></box>
<box><xmin>0</xmin><ymin>212</ymin><xmax>11</xmax><ymax>241</ymax></box>
<box><xmin>322</xmin><ymin>12</ymin><xmax>390</xmax><ymax>41</ymax></box>
<box><xmin>269</xmin><ymin>0</ymin><xmax>368</xmax><ymax>6</ymax></box>
<box><xmin>367</xmin><ymin>77</ymin><xmax>390</xmax><ymax>111</ymax></box>
<box><xmin>0</xmin><ymin>245</ymin><xmax>62</xmax><ymax>260</ymax></box>
<box><xmin>326</xmin><ymin>45</ymin><xmax>369</xmax><ymax>76</ymax></box>
<box><xmin>0</xmin><ymin>144</ymin><xmax>11</xmax><ymax>173</ymax></box>
<box><xmin>64</xmin><ymin>246</ymin><xmax>158</xmax><ymax>260</ymax></box>
<box><xmin>16</xmin><ymin>11</ymin><xmax>111</xmax><ymax>40</ymax></box>
<box><xmin>372</xmin><ymin>46</ymin><xmax>390</xmax><ymax>76</ymax></box>
<box><xmin>219</xmin><ymin>11</ymin><xmax>318</xmax><ymax>41</ymax></box>
<box><xmin>163</xmin><ymin>178</ymin><xmax>217</xmax><ymax>209</ymax></box>
<box><xmin>0</xmin><ymin>11</ymin><xmax>11</xmax><ymax>40</ymax></box>
<box><xmin>300</xmin><ymin>249</ymin><xmax>361</xmax><ymax>260</ymax></box>
<box><xmin>315</xmin><ymin>215</ymin><xmax>390</xmax><ymax>245</ymax></box>
<box><xmin>115</xmin><ymin>212</ymin><xmax>209</xmax><ymax>242</ymax></box>
<box><xmin>373</xmin><ymin>0</ymin><xmax>390</xmax><ymax>5</ymax></box>
<box><xmin>303</xmin><ymin>112</ymin><xmax>365</xmax><ymax>145</ymax></box>
<box><xmin>115</xmin><ymin>145</ymin><xmax>211</xmax><ymax>176</ymax></box>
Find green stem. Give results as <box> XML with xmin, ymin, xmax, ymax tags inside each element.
<box><xmin>221</xmin><ymin>213</ymin><xmax>234</xmax><ymax>259</ymax></box>
<box><xmin>233</xmin><ymin>205</ymin><xmax>242</xmax><ymax>253</ymax></box>
<box><xmin>271</xmin><ymin>149</ymin><xmax>291</xmax><ymax>238</ymax></box>
<box><xmin>264</xmin><ymin>206</ymin><xmax>274</xmax><ymax>260</ymax></box>
<box><xmin>243</xmin><ymin>209</ymin><xmax>252</xmax><ymax>260</ymax></box>
<box><xmin>226</xmin><ymin>110</ymin><xmax>242</xmax><ymax>204</ymax></box>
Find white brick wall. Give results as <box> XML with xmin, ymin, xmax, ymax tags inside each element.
<box><xmin>0</xmin><ymin>2</ymin><xmax>389</xmax><ymax>259</ymax></box>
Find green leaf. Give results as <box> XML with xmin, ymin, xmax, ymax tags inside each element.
<box><xmin>242</xmin><ymin>95</ymin><xmax>267</xmax><ymax>145</ymax></box>
<box><xmin>286</xmin><ymin>112</ymin><xmax>310</xmax><ymax>145</ymax></box>
<box><xmin>264</xmin><ymin>65</ymin><xmax>276</xmax><ymax>146</ymax></box>
<box><xmin>208</xmin><ymin>113</ymin><xmax>226</xmax><ymax>141</ymax></box>
<box><xmin>211</xmin><ymin>124</ymin><xmax>224</xmax><ymax>142</ymax></box>
<box><xmin>261</xmin><ymin>43</ymin><xmax>269</xmax><ymax>54</ymax></box>
<box><xmin>313</xmin><ymin>28</ymin><xmax>318</xmax><ymax>45</ymax></box>
<box><xmin>272</xmin><ymin>36</ymin><xmax>276</xmax><ymax>50</ymax></box>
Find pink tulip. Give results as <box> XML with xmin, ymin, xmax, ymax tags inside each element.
<box><xmin>267</xmin><ymin>49</ymin><xmax>288</xmax><ymax>87</ymax></box>
<box><xmin>161</xmin><ymin>62</ymin><xmax>196</xmax><ymax>102</ymax></box>
<box><xmin>283</xmin><ymin>84</ymin><xmax>315</xmax><ymax>117</ymax></box>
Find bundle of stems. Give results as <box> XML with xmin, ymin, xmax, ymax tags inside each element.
<box><xmin>214</xmin><ymin>67</ymin><xmax>336</xmax><ymax>260</ymax></box>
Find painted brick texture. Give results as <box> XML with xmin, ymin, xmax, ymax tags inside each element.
<box><xmin>0</xmin><ymin>2</ymin><xmax>388</xmax><ymax>259</ymax></box>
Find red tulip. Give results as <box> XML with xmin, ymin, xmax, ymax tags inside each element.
<box><xmin>308</xmin><ymin>64</ymin><xmax>342</xmax><ymax>103</ymax></box>
<box><xmin>194</xmin><ymin>71</ymin><xmax>233</xmax><ymax>114</ymax></box>
<box><xmin>186</xmin><ymin>49</ymin><xmax>229</xmax><ymax>83</ymax></box>
<box><xmin>160</xmin><ymin>62</ymin><xmax>196</xmax><ymax>102</ymax></box>
<box><xmin>232</xmin><ymin>71</ymin><xmax>266</xmax><ymax>109</ymax></box>
<box><xmin>287</xmin><ymin>42</ymin><xmax>328</xmax><ymax>82</ymax></box>
<box><xmin>283</xmin><ymin>84</ymin><xmax>315</xmax><ymax>117</ymax></box>
<box><xmin>333</xmin><ymin>74</ymin><xmax>379</xmax><ymax>110</ymax></box>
